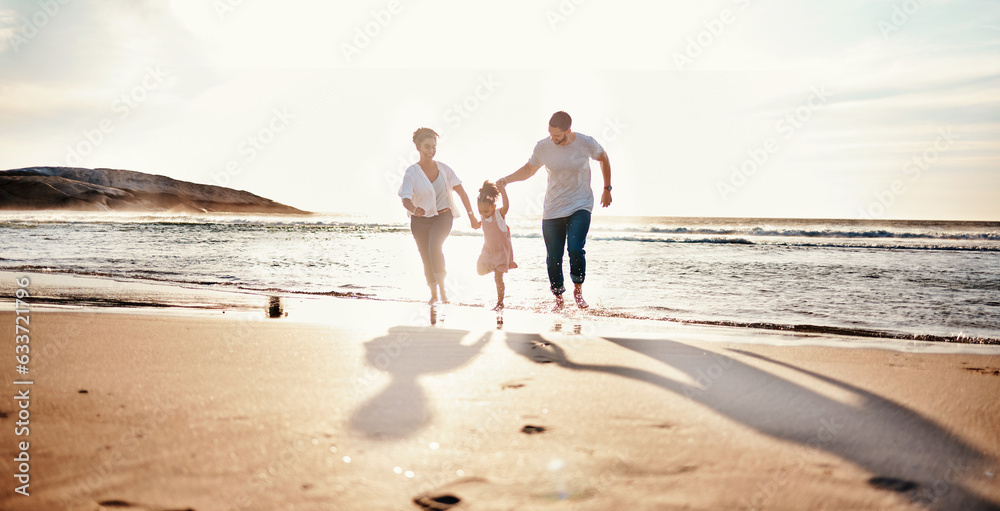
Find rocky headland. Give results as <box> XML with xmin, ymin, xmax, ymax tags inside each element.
<box><xmin>0</xmin><ymin>167</ymin><xmax>309</xmax><ymax>214</ymax></box>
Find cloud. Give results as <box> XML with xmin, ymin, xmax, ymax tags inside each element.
<box><xmin>0</xmin><ymin>1</ymin><xmax>222</xmax><ymax>137</ymax></box>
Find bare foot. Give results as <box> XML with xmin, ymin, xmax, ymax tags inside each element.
<box><xmin>440</xmin><ymin>288</ymin><xmax>449</xmax><ymax>304</ymax></box>
<box><xmin>552</xmin><ymin>294</ymin><xmax>565</xmax><ymax>311</ymax></box>
<box><xmin>492</xmin><ymin>302</ymin><xmax>504</xmax><ymax>312</ymax></box>
<box><xmin>574</xmin><ymin>284</ymin><xmax>589</xmax><ymax>309</ymax></box>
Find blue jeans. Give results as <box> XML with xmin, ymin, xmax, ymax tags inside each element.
<box><xmin>541</xmin><ymin>209</ymin><xmax>591</xmax><ymax>296</ymax></box>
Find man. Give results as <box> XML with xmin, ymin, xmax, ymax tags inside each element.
<box><xmin>498</xmin><ymin>111</ymin><xmax>612</xmax><ymax>310</ymax></box>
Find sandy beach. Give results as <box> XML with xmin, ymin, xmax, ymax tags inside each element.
<box><xmin>2</xmin><ymin>276</ymin><xmax>999</xmax><ymax>511</ymax></box>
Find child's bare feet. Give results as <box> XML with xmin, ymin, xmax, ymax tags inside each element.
<box><xmin>439</xmin><ymin>284</ymin><xmax>449</xmax><ymax>304</ymax></box>
<box><xmin>493</xmin><ymin>272</ymin><xmax>505</xmax><ymax>312</ymax></box>
<box><xmin>574</xmin><ymin>284</ymin><xmax>588</xmax><ymax>309</ymax></box>
<box><xmin>428</xmin><ymin>286</ymin><xmax>438</xmax><ymax>305</ymax></box>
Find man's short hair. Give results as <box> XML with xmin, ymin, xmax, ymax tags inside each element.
<box><xmin>549</xmin><ymin>111</ymin><xmax>572</xmax><ymax>131</ymax></box>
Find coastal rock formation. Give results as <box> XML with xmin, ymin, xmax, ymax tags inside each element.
<box><xmin>0</xmin><ymin>166</ymin><xmax>309</xmax><ymax>214</ymax></box>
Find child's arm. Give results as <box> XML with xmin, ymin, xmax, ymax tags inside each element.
<box><xmin>499</xmin><ymin>185</ymin><xmax>510</xmax><ymax>218</ymax></box>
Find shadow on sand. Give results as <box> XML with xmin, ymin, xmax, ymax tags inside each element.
<box><xmin>505</xmin><ymin>333</ymin><xmax>999</xmax><ymax>510</ymax></box>
<box><xmin>349</xmin><ymin>326</ymin><xmax>490</xmax><ymax>440</ymax></box>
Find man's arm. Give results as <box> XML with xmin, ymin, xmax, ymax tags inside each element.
<box><xmin>498</xmin><ymin>162</ymin><xmax>541</xmax><ymax>189</ymax></box>
<box><xmin>597</xmin><ymin>151</ymin><xmax>612</xmax><ymax>208</ymax></box>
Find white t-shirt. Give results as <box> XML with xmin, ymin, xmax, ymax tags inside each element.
<box><xmin>528</xmin><ymin>133</ymin><xmax>605</xmax><ymax>220</ymax></box>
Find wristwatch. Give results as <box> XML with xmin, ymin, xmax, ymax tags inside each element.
<box><xmin>604</xmin><ymin>185</ymin><xmax>613</xmax><ymax>191</ymax></box>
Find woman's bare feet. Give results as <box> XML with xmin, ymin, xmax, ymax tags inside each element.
<box><xmin>574</xmin><ymin>284</ymin><xmax>589</xmax><ymax>309</ymax></box>
<box><xmin>438</xmin><ymin>282</ymin><xmax>449</xmax><ymax>304</ymax></box>
<box><xmin>553</xmin><ymin>294</ymin><xmax>565</xmax><ymax>311</ymax></box>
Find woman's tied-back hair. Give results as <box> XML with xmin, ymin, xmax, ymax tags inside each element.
<box><xmin>478</xmin><ymin>180</ymin><xmax>499</xmax><ymax>204</ymax></box>
<box><xmin>412</xmin><ymin>127</ymin><xmax>439</xmax><ymax>145</ymax></box>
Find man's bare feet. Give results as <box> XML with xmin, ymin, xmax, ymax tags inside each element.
<box><xmin>553</xmin><ymin>294</ymin><xmax>565</xmax><ymax>311</ymax></box>
<box><xmin>574</xmin><ymin>284</ymin><xmax>589</xmax><ymax>309</ymax></box>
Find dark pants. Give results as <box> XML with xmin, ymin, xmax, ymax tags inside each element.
<box><xmin>410</xmin><ymin>214</ymin><xmax>453</xmax><ymax>286</ymax></box>
<box><xmin>541</xmin><ymin>209</ymin><xmax>591</xmax><ymax>296</ymax></box>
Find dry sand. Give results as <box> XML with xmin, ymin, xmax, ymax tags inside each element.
<box><xmin>1</xmin><ymin>294</ymin><xmax>999</xmax><ymax>510</ymax></box>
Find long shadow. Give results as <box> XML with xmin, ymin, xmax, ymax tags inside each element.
<box><xmin>349</xmin><ymin>326</ymin><xmax>490</xmax><ymax>440</ymax></box>
<box><xmin>505</xmin><ymin>333</ymin><xmax>999</xmax><ymax>510</ymax></box>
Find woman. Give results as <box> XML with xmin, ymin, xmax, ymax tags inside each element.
<box><xmin>399</xmin><ymin>127</ymin><xmax>480</xmax><ymax>304</ymax></box>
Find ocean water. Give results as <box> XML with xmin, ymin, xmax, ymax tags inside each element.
<box><xmin>1</xmin><ymin>212</ymin><xmax>998</xmax><ymax>343</ymax></box>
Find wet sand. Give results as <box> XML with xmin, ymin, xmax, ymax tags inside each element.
<box><xmin>1</xmin><ymin>280</ymin><xmax>999</xmax><ymax>510</ymax></box>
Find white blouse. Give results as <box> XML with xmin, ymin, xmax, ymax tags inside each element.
<box><xmin>398</xmin><ymin>162</ymin><xmax>463</xmax><ymax>218</ymax></box>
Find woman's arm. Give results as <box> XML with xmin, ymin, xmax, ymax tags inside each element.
<box><xmin>453</xmin><ymin>184</ymin><xmax>481</xmax><ymax>229</ymax></box>
<box><xmin>401</xmin><ymin>198</ymin><xmax>424</xmax><ymax>217</ymax></box>
<box><xmin>399</xmin><ymin>171</ymin><xmax>424</xmax><ymax>216</ymax></box>
<box><xmin>499</xmin><ymin>185</ymin><xmax>510</xmax><ymax>218</ymax></box>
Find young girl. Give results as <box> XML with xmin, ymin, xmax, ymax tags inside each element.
<box><xmin>476</xmin><ymin>181</ymin><xmax>517</xmax><ymax>310</ymax></box>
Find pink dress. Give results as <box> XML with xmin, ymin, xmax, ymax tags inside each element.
<box><xmin>477</xmin><ymin>212</ymin><xmax>517</xmax><ymax>275</ymax></box>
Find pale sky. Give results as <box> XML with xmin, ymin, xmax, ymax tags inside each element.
<box><xmin>1</xmin><ymin>0</ymin><xmax>998</xmax><ymax>221</ymax></box>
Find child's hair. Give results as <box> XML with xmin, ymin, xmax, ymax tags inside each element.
<box><xmin>478</xmin><ymin>180</ymin><xmax>499</xmax><ymax>204</ymax></box>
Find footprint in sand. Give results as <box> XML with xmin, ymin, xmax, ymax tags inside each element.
<box><xmin>500</xmin><ymin>379</ymin><xmax>527</xmax><ymax>390</ymax></box>
<box><xmin>965</xmin><ymin>367</ymin><xmax>1000</xmax><ymax>375</ymax></box>
<box><xmin>413</xmin><ymin>494</ymin><xmax>461</xmax><ymax>510</ymax></box>
<box><xmin>528</xmin><ymin>341</ymin><xmax>558</xmax><ymax>363</ymax></box>
<box><xmin>868</xmin><ymin>476</ymin><xmax>919</xmax><ymax>493</ymax></box>
<box><xmin>521</xmin><ymin>424</ymin><xmax>547</xmax><ymax>434</ymax></box>
<box><xmin>97</xmin><ymin>500</ymin><xmax>195</xmax><ymax>511</ymax></box>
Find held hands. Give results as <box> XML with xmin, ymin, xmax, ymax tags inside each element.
<box><xmin>496</xmin><ymin>177</ymin><xmax>507</xmax><ymax>190</ymax></box>
<box><xmin>471</xmin><ymin>216</ymin><xmax>481</xmax><ymax>230</ymax></box>
<box><xmin>412</xmin><ymin>207</ymin><xmax>426</xmax><ymax>217</ymax></box>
